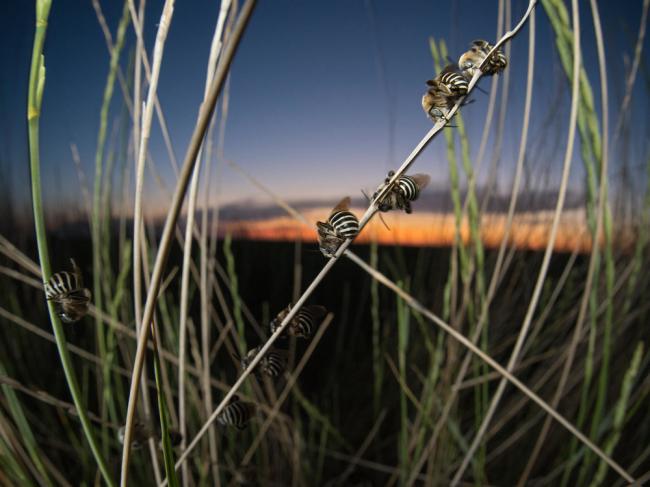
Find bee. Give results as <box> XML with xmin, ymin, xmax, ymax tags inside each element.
<box><xmin>422</xmin><ymin>65</ymin><xmax>468</xmax><ymax>123</ymax></box>
<box><xmin>270</xmin><ymin>303</ymin><xmax>327</xmax><ymax>339</ymax></box>
<box><xmin>117</xmin><ymin>420</ymin><xmax>182</xmax><ymax>450</ymax></box>
<box><xmin>458</xmin><ymin>39</ymin><xmax>507</xmax><ymax>78</ymax></box>
<box><xmin>316</xmin><ymin>197</ymin><xmax>359</xmax><ymax>257</ymax></box>
<box><xmin>118</xmin><ymin>420</ymin><xmax>153</xmax><ymax>450</ymax></box>
<box><xmin>217</xmin><ymin>395</ymin><xmax>256</xmax><ymax>430</ymax></box>
<box><xmin>237</xmin><ymin>345</ymin><xmax>288</xmax><ymax>378</ymax></box>
<box><xmin>372</xmin><ymin>171</ymin><xmax>431</xmax><ymax>214</ymax></box>
<box><xmin>44</xmin><ymin>259</ymin><xmax>91</xmax><ymax>323</ymax></box>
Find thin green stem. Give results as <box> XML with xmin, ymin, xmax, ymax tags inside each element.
<box><xmin>27</xmin><ymin>1</ymin><xmax>115</xmax><ymax>485</ymax></box>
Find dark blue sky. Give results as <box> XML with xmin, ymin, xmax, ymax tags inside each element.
<box><xmin>1</xmin><ymin>1</ymin><xmax>648</xmax><ymax>222</ymax></box>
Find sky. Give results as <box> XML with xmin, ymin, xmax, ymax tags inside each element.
<box><xmin>1</xmin><ymin>0</ymin><xmax>649</xmax><ymax>241</ymax></box>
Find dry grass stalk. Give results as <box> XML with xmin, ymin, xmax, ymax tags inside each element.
<box><xmin>515</xmin><ymin>0</ymin><xmax>613</xmax><ymax>481</ymax></box>
<box><xmin>120</xmin><ymin>2</ymin><xmax>257</xmax><ymax>484</ymax></box>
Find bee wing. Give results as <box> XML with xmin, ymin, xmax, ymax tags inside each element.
<box><xmin>411</xmin><ymin>174</ymin><xmax>431</xmax><ymax>191</ymax></box>
<box><xmin>316</xmin><ymin>221</ymin><xmax>335</xmax><ymax>238</ymax></box>
<box><xmin>332</xmin><ymin>196</ymin><xmax>351</xmax><ymax>213</ymax></box>
<box><xmin>70</xmin><ymin>258</ymin><xmax>84</xmax><ymax>287</ymax></box>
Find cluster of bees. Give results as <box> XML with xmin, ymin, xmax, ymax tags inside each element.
<box><xmin>215</xmin><ymin>303</ymin><xmax>328</xmax><ymax>429</ymax></box>
<box><xmin>422</xmin><ymin>39</ymin><xmax>507</xmax><ymax>123</ymax></box>
<box><xmin>43</xmin><ymin>36</ymin><xmax>509</xmax><ymax>452</ymax></box>
<box><xmin>316</xmin><ymin>173</ymin><xmax>431</xmax><ymax>257</ymax></box>
<box><xmin>316</xmin><ymin>40</ymin><xmax>507</xmax><ymax>257</ymax></box>
<box><xmin>44</xmin><ymin>263</ymin><xmax>327</xmax><ymax>434</ymax></box>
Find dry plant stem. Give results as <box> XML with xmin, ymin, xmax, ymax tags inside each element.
<box><xmin>120</xmin><ymin>3</ymin><xmax>256</xmax><ymax>484</ymax></box>
<box><xmin>127</xmin><ymin>0</ymin><xmax>179</xmax><ymax>175</ymax></box>
<box><xmin>181</xmin><ymin>3</ymin><xmax>537</xmax><ymax>476</ymax></box>
<box><xmin>178</xmin><ymin>2</ymin><xmax>231</xmax><ymax>485</ymax></box>
<box><xmin>407</xmin><ymin>4</ymin><xmax>537</xmax><ymax>480</ymax></box>
<box><xmin>612</xmin><ymin>0</ymin><xmax>649</xmax><ymax>146</ymax></box>
<box><xmin>237</xmin><ymin>315</ymin><xmax>334</xmax><ymax>469</ymax></box>
<box><xmin>449</xmin><ymin>0</ymin><xmax>576</xmax><ymax>481</ymax></box>
<box><xmin>335</xmin><ymin>410</ymin><xmax>387</xmax><ymax>485</ymax></box>
<box><xmin>516</xmin><ymin>0</ymin><xmax>611</xmax><ymax>481</ymax></box>
<box><xmin>343</xmin><ymin>251</ymin><xmax>633</xmax><ymax>483</ymax></box>
<box><xmin>129</xmin><ymin>2</ymin><xmax>174</xmax><ymax>484</ymax></box>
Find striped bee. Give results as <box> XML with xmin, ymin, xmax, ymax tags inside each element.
<box><xmin>422</xmin><ymin>65</ymin><xmax>468</xmax><ymax>123</ymax></box>
<box><xmin>117</xmin><ymin>420</ymin><xmax>182</xmax><ymax>450</ymax></box>
<box><xmin>44</xmin><ymin>259</ymin><xmax>91</xmax><ymax>323</ymax></box>
<box><xmin>217</xmin><ymin>395</ymin><xmax>256</xmax><ymax>430</ymax></box>
<box><xmin>458</xmin><ymin>39</ymin><xmax>507</xmax><ymax>78</ymax></box>
<box><xmin>316</xmin><ymin>197</ymin><xmax>359</xmax><ymax>257</ymax></box>
<box><xmin>372</xmin><ymin>171</ymin><xmax>431</xmax><ymax>214</ymax></box>
<box><xmin>238</xmin><ymin>345</ymin><xmax>287</xmax><ymax>378</ymax></box>
<box><xmin>270</xmin><ymin>303</ymin><xmax>327</xmax><ymax>339</ymax></box>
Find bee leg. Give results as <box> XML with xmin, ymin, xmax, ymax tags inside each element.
<box><xmin>405</xmin><ymin>202</ymin><xmax>412</xmax><ymax>214</ymax></box>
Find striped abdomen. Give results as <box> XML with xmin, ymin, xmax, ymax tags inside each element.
<box><xmin>217</xmin><ymin>397</ymin><xmax>255</xmax><ymax>430</ymax></box>
<box><xmin>241</xmin><ymin>346</ymin><xmax>287</xmax><ymax>377</ymax></box>
<box><xmin>45</xmin><ymin>270</ymin><xmax>82</xmax><ymax>300</ymax></box>
<box><xmin>329</xmin><ymin>209</ymin><xmax>359</xmax><ymax>238</ymax></box>
<box><xmin>439</xmin><ymin>71</ymin><xmax>468</xmax><ymax>97</ymax></box>
<box><xmin>397</xmin><ymin>176</ymin><xmax>421</xmax><ymax>202</ymax></box>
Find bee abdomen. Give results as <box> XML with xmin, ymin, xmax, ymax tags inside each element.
<box><xmin>397</xmin><ymin>176</ymin><xmax>421</xmax><ymax>202</ymax></box>
<box><xmin>439</xmin><ymin>72</ymin><xmax>468</xmax><ymax>96</ymax></box>
<box><xmin>261</xmin><ymin>351</ymin><xmax>286</xmax><ymax>377</ymax></box>
<box><xmin>44</xmin><ymin>271</ymin><xmax>78</xmax><ymax>299</ymax></box>
<box><xmin>329</xmin><ymin>210</ymin><xmax>359</xmax><ymax>238</ymax></box>
<box><xmin>217</xmin><ymin>399</ymin><xmax>255</xmax><ymax>429</ymax></box>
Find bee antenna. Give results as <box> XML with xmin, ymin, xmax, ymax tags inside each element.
<box><xmin>474</xmin><ymin>85</ymin><xmax>489</xmax><ymax>95</ymax></box>
<box><xmin>378</xmin><ymin>213</ymin><xmax>391</xmax><ymax>231</ymax></box>
<box><xmin>360</xmin><ymin>189</ymin><xmax>371</xmax><ymax>203</ymax></box>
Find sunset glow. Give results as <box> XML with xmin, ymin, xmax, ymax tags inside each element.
<box><xmin>218</xmin><ymin>206</ymin><xmax>598</xmax><ymax>253</ymax></box>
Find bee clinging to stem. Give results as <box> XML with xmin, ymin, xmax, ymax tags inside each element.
<box><xmin>372</xmin><ymin>171</ymin><xmax>431</xmax><ymax>214</ymax></box>
<box><xmin>216</xmin><ymin>395</ymin><xmax>256</xmax><ymax>430</ymax></box>
<box><xmin>458</xmin><ymin>39</ymin><xmax>508</xmax><ymax>78</ymax></box>
<box><xmin>270</xmin><ymin>303</ymin><xmax>327</xmax><ymax>339</ymax></box>
<box><xmin>117</xmin><ymin>419</ymin><xmax>182</xmax><ymax>450</ymax></box>
<box><xmin>316</xmin><ymin>197</ymin><xmax>359</xmax><ymax>257</ymax></box>
<box><xmin>44</xmin><ymin>259</ymin><xmax>91</xmax><ymax>323</ymax></box>
<box><xmin>422</xmin><ymin>64</ymin><xmax>469</xmax><ymax>123</ymax></box>
<box><xmin>236</xmin><ymin>345</ymin><xmax>288</xmax><ymax>378</ymax></box>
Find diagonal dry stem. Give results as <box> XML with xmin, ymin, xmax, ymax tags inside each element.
<box><xmin>172</xmin><ymin>3</ymin><xmax>539</xmax><ymax>475</ymax></box>
<box><xmin>343</xmin><ymin>250</ymin><xmax>634</xmax><ymax>483</ymax></box>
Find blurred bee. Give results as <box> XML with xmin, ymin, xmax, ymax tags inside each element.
<box><xmin>44</xmin><ymin>259</ymin><xmax>91</xmax><ymax>323</ymax></box>
<box><xmin>118</xmin><ymin>420</ymin><xmax>152</xmax><ymax>450</ymax></box>
<box><xmin>217</xmin><ymin>395</ymin><xmax>256</xmax><ymax>430</ymax></box>
<box><xmin>117</xmin><ymin>420</ymin><xmax>182</xmax><ymax>450</ymax></box>
<box><xmin>422</xmin><ymin>65</ymin><xmax>468</xmax><ymax>123</ymax></box>
<box><xmin>237</xmin><ymin>345</ymin><xmax>288</xmax><ymax>378</ymax></box>
<box><xmin>316</xmin><ymin>197</ymin><xmax>359</xmax><ymax>257</ymax></box>
<box><xmin>458</xmin><ymin>39</ymin><xmax>507</xmax><ymax>78</ymax></box>
<box><xmin>372</xmin><ymin>171</ymin><xmax>431</xmax><ymax>214</ymax></box>
<box><xmin>270</xmin><ymin>303</ymin><xmax>327</xmax><ymax>339</ymax></box>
